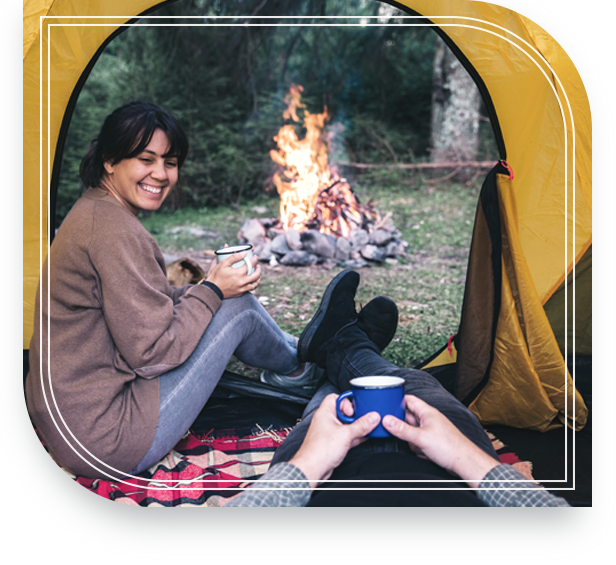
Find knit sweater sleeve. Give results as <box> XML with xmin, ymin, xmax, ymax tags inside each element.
<box><xmin>89</xmin><ymin>202</ymin><xmax>222</xmax><ymax>378</ymax></box>
<box><xmin>168</xmin><ymin>284</ymin><xmax>191</xmax><ymax>303</ymax></box>
<box><xmin>477</xmin><ymin>464</ymin><xmax>570</xmax><ymax>507</ymax></box>
<box><xmin>224</xmin><ymin>463</ymin><xmax>312</xmax><ymax>507</ymax></box>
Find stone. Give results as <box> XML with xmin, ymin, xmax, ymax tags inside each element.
<box><xmin>360</xmin><ymin>244</ymin><xmax>387</xmax><ymax>262</ymax></box>
<box><xmin>369</xmin><ymin>229</ymin><xmax>395</xmax><ymax>247</ymax></box>
<box><xmin>342</xmin><ymin>258</ymin><xmax>369</xmax><ymax>269</ymax></box>
<box><xmin>271</xmin><ymin>234</ymin><xmax>292</xmax><ymax>255</ymax></box>
<box><xmin>238</xmin><ymin>218</ymin><xmax>266</xmax><ymax>244</ymax></box>
<box><xmin>385</xmin><ymin>240</ymin><xmax>406</xmax><ymax>257</ymax></box>
<box><xmin>258</xmin><ymin>217</ymin><xmax>281</xmax><ymax>229</ymax></box>
<box><xmin>249</xmin><ymin>235</ymin><xmax>269</xmax><ymax>250</ymax></box>
<box><xmin>279</xmin><ymin>250</ymin><xmax>319</xmax><ymax>266</ymax></box>
<box><xmin>267</xmin><ymin>227</ymin><xmax>286</xmax><ymax>239</ymax></box>
<box><xmin>349</xmin><ymin>229</ymin><xmax>369</xmax><ymax>251</ymax></box>
<box><xmin>300</xmin><ymin>229</ymin><xmax>336</xmax><ymax>258</ymax></box>
<box><xmin>350</xmin><ymin>250</ymin><xmax>363</xmax><ymax>260</ymax></box>
<box><xmin>253</xmin><ymin>239</ymin><xmax>274</xmax><ymax>261</ymax></box>
<box><xmin>285</xmin><ymin>227</ymin><xmax>303</xmax><ymax>250</ymax></box>
<box><xmin>334</xmin><ymin>236</ymin><xmax>351</xmax><ymax>261</ymax></box>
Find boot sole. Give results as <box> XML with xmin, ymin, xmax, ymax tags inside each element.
<box><xmin>298</xmin><ymin>269</ymin><xmax>359</xmax><ymax>362</ymax></box>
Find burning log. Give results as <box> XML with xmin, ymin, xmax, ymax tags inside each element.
<box><xmin>241</xmin><ymin>84</ymin><xmax>409</xmax><ymax>268</ymax></box>
<box><xmin>304</xmin><ymin>183</ymin><xmax>378</xmax><ymax>238</ymax></box>
<box><xmin>269</xmin><ymin>84</ymin><xmax>380</xmax><ymax>238</ymax></box>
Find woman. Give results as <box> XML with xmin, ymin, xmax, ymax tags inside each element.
<box><xmin>26</xmin><ymin>101</ymin><xmax>314</xmax><ymax>480</ymax></box>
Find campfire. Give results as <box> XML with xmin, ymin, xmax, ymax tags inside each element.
<box><xmin>239</xmin><ymin>84</ymin><xmax>408</xmax><ymax>268</ymax></box>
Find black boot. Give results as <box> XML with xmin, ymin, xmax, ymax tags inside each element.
<box><xmin>356</xmin><ymin>296</ymin><xmax>398</xmax><ymax>352</ymax></box>
<box><xmin>298</xmin><ymin>269</ymin><xmax>360</xmax><ymax>366</ymax></box>
<box><xmin>320</xmin><ymin>323</ymin><xmax>384</xmax><ymax>392</ymax></box>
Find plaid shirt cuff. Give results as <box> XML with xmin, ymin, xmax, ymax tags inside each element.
<box><xmin>224</xmin><ymin>463</ymin><xmax>312</xmax><ymax>507</ymax></box>
<box><xmin>477</xmin><ymin>464</ymin><xmax>570</xmax><ymax>507</ymax></box>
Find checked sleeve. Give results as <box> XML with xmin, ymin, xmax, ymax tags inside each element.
<box><xmin>478</xmin><ymin>464</ymin><xmax>570</xmax><ymax>507</ymax></box>
<box><xmin>224</xmin><ymin>463</ymin><xmax>312</xmax><ymax>507</ymax></box>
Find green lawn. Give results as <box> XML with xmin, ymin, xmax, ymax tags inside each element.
<box><xmin>141</xmin><ymin>174</ymin><xmax>482</xmax><ymax>377</ymax></box>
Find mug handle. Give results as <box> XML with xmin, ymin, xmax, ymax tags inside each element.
<box><xmin>336</xmin><ymin>390</ymin><xmax>355</xmax><ymax>424</ymax></box>
<box><xmin>244</xmin><ymin>256</ymin><xmax>254</xmax><ymax>276</ymax></box>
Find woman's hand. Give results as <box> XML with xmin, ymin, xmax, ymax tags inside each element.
<box><xmin>382</xmin><ymin>395</ymin><xmax>500</xmax><ymax>488</ymax></box>
<box><xmin>289</xmin><ymin>394</ymin><xmax>380</xmax><ymax>489</ymax></box>
<box><xmin>205</xmin><ymin>251</ymin><xmax>261</xmax><ymax>298</ymax></box>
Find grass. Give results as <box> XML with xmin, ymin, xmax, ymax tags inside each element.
<box><xmin>141</xmin><ymin>173</ymin><xmax>482</xmax><ymax>378</ymax></box>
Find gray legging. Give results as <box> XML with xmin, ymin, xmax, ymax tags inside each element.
<box><xmin>129</xmin><ymin>292</ymin><xmax>298</xmax><ymax>475</ymax></box>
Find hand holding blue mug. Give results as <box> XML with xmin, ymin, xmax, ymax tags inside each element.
<box><xmin>336</xmin><ymin>376</ymin><xmax>405</xmax><ymax>438</ymax></box>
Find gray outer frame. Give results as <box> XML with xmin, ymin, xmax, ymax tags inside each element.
<box><xmin>0</xmin><ymin>0</ymin><xmax>612</xmax><ymax>558</ymax></box>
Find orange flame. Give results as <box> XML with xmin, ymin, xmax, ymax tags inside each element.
<box><xmin>270</xmin><ymin>84</ymin><xmax>365</xmax><ymax>238</ymax></box>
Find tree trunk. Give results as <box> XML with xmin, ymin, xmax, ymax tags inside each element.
<box><xmin>430</xmin><ymin>37</ymin><xmax>480</xmax><ymax>164</ymax></box>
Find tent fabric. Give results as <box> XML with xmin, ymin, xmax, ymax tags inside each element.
<box><xmin>465</xmin><ymin>170</ymin><xmax>587</xmax><ymax>431</ymax></box>
<box><xmin>543</xmin><ymin>245</ymin><xmax>592</xmax><ymax>357</ymax></box>
<box><xmin>422</xmin><ymin>163</ymin><xmax>587</xmax><ymax>431</ymax></box>
<box><xmin>23</xmin><ymin>0</ymin><xmax>591</xmax><ymax>431</ymax></box>
<box><xmin>454</xmin><ymin>162</ymin><xmax>504</xmax><ymax>404</ymax></box>
<box><xmin>399</xmin><ymin>1</ymin><xmax>591</xmax><ymax>304</ymax></box>
<box><xmin>23</xmin><ymin>0</ymin><xmax>160</xmax><ymax>348</ymax></box>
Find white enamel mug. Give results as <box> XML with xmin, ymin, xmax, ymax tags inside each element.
<box><xmin>214</xmin><ymin>244</ymin><xmax>254</xmax><ymax>275</ymax></box>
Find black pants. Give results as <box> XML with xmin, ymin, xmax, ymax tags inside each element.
<box><xmin>271</xmin><ymin>326</ymin><xmax>497</xmax><ymax>505</ymax></box>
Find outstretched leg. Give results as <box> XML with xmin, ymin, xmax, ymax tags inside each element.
<box><xmin>272</xmin><ymin>325</ymin><xmax>497</xmax><ymax>466</ymax></box>
<box><xmin>323</xmin><ymin>324</ymin><xmax>497</xmax><ymax>458</ymax></box>
<box><xmin>274</xmin><ymin>269</ymin><xmax>497</xmax><ymax>466</ymax></box>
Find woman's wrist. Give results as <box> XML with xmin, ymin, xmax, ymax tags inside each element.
<box><xmin>198</xmin><ymin>279</ymin><xmax>223</xmax><ymax>300</ymax></box>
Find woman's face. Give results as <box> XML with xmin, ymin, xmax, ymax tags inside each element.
<box><xmin>102</xmin><ymin>129</ymin><xmax>179</xmax><ymax>215</ymax></box>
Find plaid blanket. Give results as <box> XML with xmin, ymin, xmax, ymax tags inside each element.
<box><xmin>71</xmin><ymin>425</ymin><xmax>293</xmax><ymax>507</ymax></box>
<box><xmin>62</xmin><ymin>427</ymin><xmax>537</xmax><ymax>507</ymax></box>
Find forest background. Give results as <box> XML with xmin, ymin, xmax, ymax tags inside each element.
<box><xmin>56</xmin><ymin>0</ymin><xmax>500</xmax><ymax>370</ymax></box>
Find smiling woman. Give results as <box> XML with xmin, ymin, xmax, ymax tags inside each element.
<box><xmin>79</xmin><ymin>101</ymin><xmax>188</xmax><ymax>215</ymax></box>
<box><xmin>25</xmin><ymin>101</ymin><xmax>323</xmax><ymax>481</ymax></box>
<box><xmin>101</xmin><ymin>129</ymin><xmax>179</xmax><ymax>215</ymax></box>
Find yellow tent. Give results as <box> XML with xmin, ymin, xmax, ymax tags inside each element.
<box><xmin>23</xmin><ymin>0</ymin><xmax>590</xmax><ymax>431</ymax></box>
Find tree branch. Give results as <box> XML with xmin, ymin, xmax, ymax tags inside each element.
<box><xmin>337</xmin><ymin>161</ymin><xmax>496</xmax><ymax>170</ymax></box>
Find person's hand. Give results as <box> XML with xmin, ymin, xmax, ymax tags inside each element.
<box><xmin>289</xmin><ymin>394</ymin><xmax>380</xmax><ymax>489</ymax></box>
<box><xmin>204</xmin><ymin>252</ymin><xmax>261</xmax><ymax>298</ymax></box>
<box><xmin>382</xmin><ymin>395</ymin><xmax>500</xmax><ymax>488</ymax></box>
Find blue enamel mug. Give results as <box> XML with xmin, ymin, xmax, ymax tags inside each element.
<box><xmin>336</xmin><ymin>376</ymin><xmax>406</xmax><ymax>438</ymax></box>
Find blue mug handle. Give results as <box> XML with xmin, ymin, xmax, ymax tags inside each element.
<box><xmin>336</xmin><ymin>390</ymin><xmax>356</xmax><ymax>423</ymax></box>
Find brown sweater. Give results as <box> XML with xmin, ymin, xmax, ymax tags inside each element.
<box><xmin>26</xmin><ymin>188</ymin><xmax>222</xmax><ymax>479</ymax></box>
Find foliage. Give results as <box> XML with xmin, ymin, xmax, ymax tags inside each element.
<box><xmin>55</xmin><ymin>0</ymin><xmax>475</xmax><ymax>222</ymax></box>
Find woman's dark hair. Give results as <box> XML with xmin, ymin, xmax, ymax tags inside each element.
<box><xmin>79</xmin><ymin>101</ymin><xmax>189</xmax><ymax>205</ymax></box>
